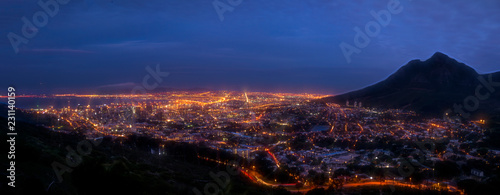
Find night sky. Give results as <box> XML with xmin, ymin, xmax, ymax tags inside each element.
<box><xmin>1</xmin><ymin>0</ymin><xmax>500</xmax><ymax>94</ymax></box>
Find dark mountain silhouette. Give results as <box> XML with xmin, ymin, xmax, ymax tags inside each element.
<box><xmin>321</xmin><ymin>52</ymin><xmax>500</xmax><ymax>118</ymax></box>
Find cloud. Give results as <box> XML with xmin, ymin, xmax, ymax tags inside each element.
<box><xmin>96</xmin><ymin>82</ymin><xmax>137</xmax><ymax>88</ymax></box>
<box><xmin>88</xmin><ymin>40</ymin><xmax>184</xmax><ymax>50</ymax></box>
<box><xmin>21</xmin><ymin>48</ymin><xmax>94</xmax><ymax>54</ymax></box>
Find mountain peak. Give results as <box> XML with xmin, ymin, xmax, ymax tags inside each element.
<box><xmin>420</xmin><ymin>52</ymin><xmax>478</xmax><ymax>75</ymax></box>
<box><xmin>321</xmin><ymin>53</ymin><xmax>500</xmax><ymax>116</ymax></box>
<box><xmin>424</xmin><ymin>52</ymin><xmax>458</xmax><ymax>65</ymax></box>
<box><xmin>387</xmin><ymin>52</ymin><xmax>479</xmax><ymax>89</ymax></box>
<box><xmin>429</xmin><ymin>52</ymin><xmax>449</xmax><ymax>60</ymax></box>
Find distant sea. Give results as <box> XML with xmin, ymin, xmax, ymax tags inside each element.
<box><xmin>0</xmin><ymin>97</ymin><xmax>166</xmax><ymax>109</ymax></box>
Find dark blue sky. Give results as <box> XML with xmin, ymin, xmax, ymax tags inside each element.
<box><xmin>2</xmin><ymin>0</ymin><xmax>500</xmax><ymax>94</ymax></box>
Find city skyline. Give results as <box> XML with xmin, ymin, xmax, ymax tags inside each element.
<box><xmin>4</xmin><ymin>89</ymin><xmax>491</xmax><ymax>194</ymax></box>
